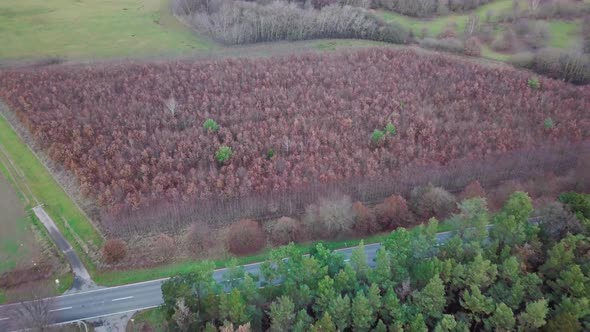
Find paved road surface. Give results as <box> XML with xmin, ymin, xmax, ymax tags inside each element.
<box><xmin>32</xmin><ymin>205</ymin><xmax>95</xmax><ymax>291</ymax></box>
<box><xmin>0</xmin><ymin>228</ymin><xmax>466</xmax><ymax>330</ymax></box>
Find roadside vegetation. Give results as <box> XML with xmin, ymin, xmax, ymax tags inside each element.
<box><xmin>143</xmin><ymin>191</ymin><xmax>590</xmax><ymax>331</ymax></box>
<box><xmin>0</xmin><ymin>113</ymin><xmax>102</xmax><ymax>277</ymax></box>
<box><xmin>0</xmin><ymin>126</ymin><xmax>73</xmax><ymax>303</ymax></box>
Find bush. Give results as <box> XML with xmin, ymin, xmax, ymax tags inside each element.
<box><xmin>377</xmin><ymin>0</ymin><xmax>494</xmax><ymax>17</ymax></box>
<box><xmin>203</xmin><ymin>119</ymin><xmax>219</xmax><ymax>132</ymax></box>
<box><xmin>460</xmin><ymin>180</ymin><xmax>486</xmax><ymax>200</ymax></box>
<box><xmin>352</xmin><ymin>201</ymin><xmax>379</xmax><ymax>235</ymax></box>
<box><xmin>509</xmin><ymin>52</ymin><xmax>535</xmax><ymax>68</ymax></box>
<box><xmin>464</xmin><ymin>37</ymin><xmax>482</xmax><ymax>56</ymax></box>
<box><xmin>227</xmin><ymin>219</ymin><xmax>266</xmax><ymax>255</ymax></box>
<box><xmin>410</xmin><ymin>185</ymin><xmax>456</xmax><ymax>219</ymax></box>
<box><xmin>374</xmin><ymin>195</ymin><xmax>410</xmax><ymax>230</ymax></box>
<box><xmin>371</xmin><ymin>129</ymin><xmax>385</xmax><ymax>144</ymax></box>
<box><xmin>185</xmin><ymin>222</ymin><xmax>214</xmax><ymax>256</ymax></box>
<box><xmin>583</xmin><ymin>17</ymin><xmax>590</xmax><ymax>54</ymax></box>
<box><xmin>154</xmin><ymin>233</ymin><xmax>176</xmax><ymax>263</ymax></box>
<box><xmin>543</xmin><ymin>118</ymin><xmax>553</xmax><ymax>129</ymax></box>
<box><xmin>420</xmin><ymin>38</ymin><xmax>464</xmax><ymax>54</ymax></box>
<box><xmin>528</xmin><ymin>76</ymin><xmax>540</xmax><ymax>89</ymax></box>
<box><xmin>531</xmin><ymin>48</ymin><xmax>590</xmax><ymax>85</ymax></box>
<box><xmin>216</xmin><ymin>146</ymin><xmax>232</xmax><ymax>164</ymax></box>
<box><xmin>182</xmin><ymin>0</ymin><xmax>409</xmax><ymax>45</ymax></box>
<box><xmin>304</xmin><ymin>195</ymin><xmax>354</xmax><ymax>239</ymax></box>
<box><xmin>267</xmin><ymin>217</ymin><xmax>302</xmax><ymax>246</ymax></box>
<box><xmin>385</xmin><ymin>122</ymin><xmax>396</xmax><ymax>136</ymax></box>
<box><xmin>102</xmin><ymin>239</ymin><xmax>127</xmax><ymax>263</ymax></box>
<box><xmin>491</xmin><ymin>29</ymin><xmax>517</xmax><ymax>52</ymax></box>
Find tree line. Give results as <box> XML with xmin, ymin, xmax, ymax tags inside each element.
<box><xmin>157</xmin><ymin>191</ymin><xmax>590</xmax><ymax>331</ymax></box>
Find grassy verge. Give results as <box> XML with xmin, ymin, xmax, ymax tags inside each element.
<box><xmin>128</xmin><ymin>308</ymin><xmax>168</xmax><ymax>332</ymax></box>
<box><xmin>0</xmin><ymin>0</ymin><xmax>213</xmax><ymax>60</ymax></box>
<box><xmin>0</xmin><ymin>114</ymin><xmax>102</xmax><ymax>272</ymax></box>
<box><xmin>95</xmin><ymin>220</ymin><xmax>457</xmax><ymax>286</ymax></box>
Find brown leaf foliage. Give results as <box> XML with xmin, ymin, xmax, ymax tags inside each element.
<box><xmin>227</xmin><ymin>219</ymin><xmax>266</xmax><ymax>255</ymax></box>
<box><xmin>102</xmin><ymin>239</ymin><xmax>127</xmax><ymax>264</ymax></box>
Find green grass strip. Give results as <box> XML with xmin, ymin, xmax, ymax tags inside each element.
<box><xmin>0</xmin><ymin>115</ymin><xmax>102</xmax><ymax>272</ymax></box>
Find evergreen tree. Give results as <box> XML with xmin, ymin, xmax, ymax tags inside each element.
<box><xmin>292</xmin><ymin>309</ymin><xmax>313</xmax><ymax>332</ymax></box>
<box><xmin>485</xmin><ymin>302</ymin><xmax>515</xmax><ymax>331</ymax></box>
<box><xmin>413</xmin><ymin>275</ymin><xmax>446</xmax><ymax>320</ymax></box>
<box><xmin>311</xmin><ymin>312</ymin><xmax>336</xmax><ymax>332</ymax></box>
<box><xmin>328</xmin><ymin>294</ymin><xmax>351</xmax><ymax>331</ymax></box>
<box><xmin>518</xmin><ymin>299</ymin><xmax>548</xmax><ymax>331</ymax></box>
<box><xmin>352</xmin><ymin>293</ymin><xmax>374</xmax><ymax>332</ymax></box>
<box><xmin>433</xmin><ymin>314</ymin><xmax>457</xmax><ymax>332</ymax></box>
<box><xmin>269</xmin><ymin>296</ymin><xmax>296</xmax><ymax>332</ymax></box>
<box><xmin>351</xmin><ymin>240</ymin><xmax>370</xmax><ymax>282</ymax></box>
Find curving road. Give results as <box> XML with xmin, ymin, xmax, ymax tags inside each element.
<box><xmin>0</xmin><ymin>228</ymin><xmax>467</xmax><ymax>330</ymax></box>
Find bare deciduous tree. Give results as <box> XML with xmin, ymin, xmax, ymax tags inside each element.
<box><xmin>10</xmin><ymin>288</ymin><xmax>55</xmax><ymax>332</ymax></box>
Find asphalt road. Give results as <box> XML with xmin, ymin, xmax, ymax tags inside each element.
<box><xmin>32</xmin><ymin>206</ymin><xmax>94</xmax><ymax>291</ymax></box>
<box><xmin>0</xmin><ymin>229</ymin><xmax>463</xmax><ymax>330</ymax></box>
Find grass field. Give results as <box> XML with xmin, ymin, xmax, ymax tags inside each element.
<box><xmin>0</xmin><ymin>112</ymin><xmax>102</xmax><ymax>272</ymax></box>
<box><xmin>0</xmin><ymin>0</ymin><xmax>213</xmax><ymax>59</ymax></box>
<box><xmin>0</xmin><ymin>133</ymin><xmax>74</xmax><ymax>304</ymax></box>
<box><xmin>378</xmin><ymin>0</ymin><xmax>582</xmax><ymax>61</ymax></box>
<box><xmin>0</xmin><ymin>168</ymin><xmax>36</xmax><ymax>275</ymax></box>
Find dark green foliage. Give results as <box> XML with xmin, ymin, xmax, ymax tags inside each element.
<box><xmin>371</xmin><ymin>129</ymin><xmax>385</xmax><ymax>144</ymax></box>
<box><xmin>215</xmin><ymin>146</ymin><xmax>232</xmax><ymax>164</ymax></box>
<box><xmin>161</xmin><ymin>192</ymin><xmax>590</xmax><ymax>331</ymax></box>
<box><xmin>559</xmin><ymin>192</ymin><xmax>590</xmax><ymax>220</ymax></box>
<box><xmin>385</xmin><ymin>122</ymin><xmax>397</xmax><ymax>136</ymax></box>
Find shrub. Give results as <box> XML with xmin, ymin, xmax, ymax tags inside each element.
<box><xmin>371</xmin><ymin>129</ymin><xmax>385</xmax><ymax>144</ymax></box>
<box><xmin>304</xmin><ymin>195</ymin><xmax>354</xmax><ymax>239</ymax></box>
<box><xmin>528</xmin><ymin>77</ymin><xmax>540</xmax><ymax>89</ymax></box>
<box><xmin>102</xmin><ymin>239</ymin><xmax>127</xmax><ymax>263</ymax></box>
<box><xmin>352</xmin><ymin>201</ymin><xmax>379</xmax><ymax>235</ymax></box>
<box><xmin>203</xmin><ymin>118</ymin><xmax>219</xmax><ymax>132</ymax></box>
<box><xmin>531</xmin><ymin>48</ymin><xmax>590</xmax><ymax>85</ymax></box>
<box><xmin>509</xmin><ymin>52</ymin><xmax>535</xmax><ymax>68</ymax></box>
<box><xmin>183</xmin><ymin>0</ymin><xmax>409</xmax><ymax>45</ymax></box>
<box><xmin>490</xmin><ymin>29</ymin><xmax>517</xmax><ymax>52</ymax></box>
<box><xmin>464</xmin><ymin>37</ymin><xmax>482</xmax><ymax>56</ymax></box>
<box><xmin>216</xmin><ymin>146</ymin><xmax>232</xmax><ymax>164</ymax></box>
<box><xmin>410</xmin><ymin>185</ymin><xmax>456</xmax><ymax>219</ymax></box>
<box><xmin>460</xmin><ymin>180</ymin><xmax>487</xmax><ymax>200</ymax></box>
<box><xmin>267</xmin><ymin>217</ymin><xmax>302</xmax><ymax>246</ymax></box>
<box><xmin>154</xmin><ymin>233</ymin><xmax>176</xmax><ymax>263</ymax></box>
<box><xmin>420</xmin><ymin>38</ymin><xmax>464</xmax><ymax>54</ymax></box>
<box><xmin>543</xmin><ymin>118</ymin><xmax>553</xmax><ymax>129</ymax></box>
<box><xmin>385</xmin><ymin>122</ymin><xmax>397</xmax><ymax>136</ymax></box>
<box><xmin>538</xmin><ymin>202</ymin><xmax>583</xmax><ymax>243</ymax></box>
<box><xmin>267</xmin><ymin>149</ymin><xmax>275</xmax><ymax>160</ymax></box>
<box><xmin>227</xmin><ymin>219</ymin><xmax>266</xmax><ymax>255</ymax></box>
<box><xmin>377</xmin><ymin>0</ymin><xmax>494</xmax><ymax>17</ymax></box>
<box><xmin>374</xmin><ymin>195</ymin><xmax>410</xmax><ymax>230</ymax></box>
<box><xmin>583</xmin><ymin>17</ymin><xmax>590</xmax><ymax>54</ymax></box>
<box><xmin>185</xmin><ymin>222</ymin><xmax>214</xmax><ymax>256</ymax></box>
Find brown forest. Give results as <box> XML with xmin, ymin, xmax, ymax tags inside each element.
<box><xmin>0</xmin><ymin>49</ymin><xmax>588</xmax><ymax>235</ymax></box>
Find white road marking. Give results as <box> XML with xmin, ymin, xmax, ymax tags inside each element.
<box><xmin>55</xmin><ymin>305</ymin><xmax>160</xmax><ymax>326</ymax></box>
<box><xmin>0</xmin><ymin>317</ymin><xmax>10</xmax><ymax>321</ymax></box>
<box><xmin>49</xmin><ymin>306</ymin><xmax>72</xmax><ymax>312</ymax></box>
<box><xmin>112</xmin><ymin>296</ymin><xmax>134</xmax><ymax>302</ymax></box>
